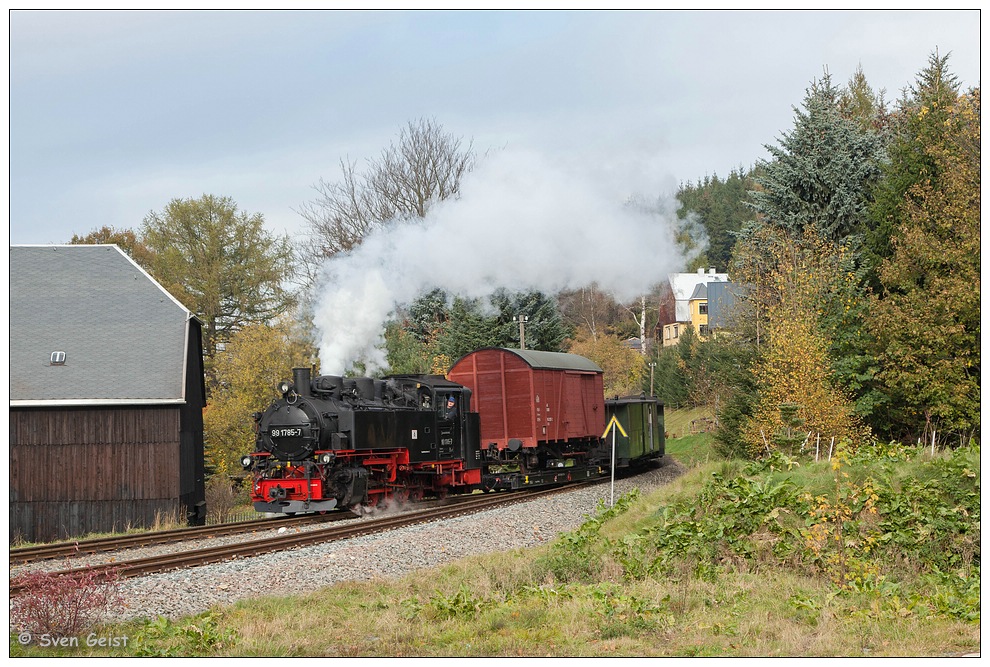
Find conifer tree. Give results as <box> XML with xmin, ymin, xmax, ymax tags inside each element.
<box><xmin>865</xmin><ymin>50</ymin><xmax>962</xmax><ymax>279</ymax></box>
<box><xmin>748</xmin><ymin>71</ymin><xmax>887</xmax><ymax>242</ymax></box>
<box><xmin>675</xmin><ymin>167</ymin><xmax>758</xmax><ymax>269</ymax></box>
<box><xmin>870</xmin><ymin>86</ymin><xmax>980</xmax><ymax>445</ymax></box>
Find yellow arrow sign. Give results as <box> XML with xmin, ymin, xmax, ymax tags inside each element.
<box><xmin>602</xmin><ymin>414</ymin><xmax>627</xmax><ymax>439</ymax></box>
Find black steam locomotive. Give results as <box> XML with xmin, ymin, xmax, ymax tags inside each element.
<box><xmin>242</xmin><ymin>348</ymin><xmax>663</xmax><ymax>515</ymax></box>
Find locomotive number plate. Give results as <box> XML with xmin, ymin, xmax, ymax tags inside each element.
<box><xmin>271</xmin><ymin>427</ymin><xmax>303</xmax><ymax>438</ymax></box>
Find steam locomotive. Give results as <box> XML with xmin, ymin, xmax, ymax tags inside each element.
<box><xmin>241</xmin><ymin>348</ymin><xmax>663</xmax><ymax>515</ymax></box>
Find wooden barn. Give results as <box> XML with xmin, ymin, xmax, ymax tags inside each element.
<box><xmin>9</xmin><ymin>245</ymin><xmax>206</xmax><ymax>543</ymax></box>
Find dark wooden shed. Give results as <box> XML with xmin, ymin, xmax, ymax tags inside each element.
<box><xmin>447</xmin><ymin>348</ymin><xmax>605</xmax><ymax>452</ymax></box>
<box><xmin>9</xmin><ymin>245</ymin><xmax>206</xmax><ymax>543</ymax></box>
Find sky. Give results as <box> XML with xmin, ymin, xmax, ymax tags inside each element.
<box><xmin>6</xmin><ymin>8</ymin><xmax>984</xmax><ymax>372</ymax></box>
<box><xmin>8</xmin><ymin>8</ymin><xmax>983</xmax><ymax>247</ymax></box>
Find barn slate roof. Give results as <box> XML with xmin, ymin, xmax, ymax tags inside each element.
<box><xmin>9</xmin><ymin>245</ymin><xmax>198</xmax><ymax>406</ymax></box>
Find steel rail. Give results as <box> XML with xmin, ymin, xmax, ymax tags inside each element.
<box><xmin>9</xmin><ymin>483</ymin><xmax>590</xmax><ymax>595</ymax></box>
<box><xmin>8</xmin><ymin>490</ymin><xmax>512</xmax><ymax>566</ymax></box>
<box><xmin>9</xmin><ymin>513</ymin><xmax>352</xmax><ymax>565</ymax></box>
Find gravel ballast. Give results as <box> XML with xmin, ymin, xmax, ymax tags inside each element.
<box><xmin>16</xmin><ymin>463</ymin><xmax>685</xmax><ymax>625</ymax></box>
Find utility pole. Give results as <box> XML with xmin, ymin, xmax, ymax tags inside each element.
<box><xmin>513</xmin><ymin>314</ymin><xmax>529</xmax><ymax>350</ymax></box>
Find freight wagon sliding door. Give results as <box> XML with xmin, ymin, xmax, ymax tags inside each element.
<box><xmin>546</xmin><ymin>371</ymin><xmax>603</xmax><ymax>443</ymax></box>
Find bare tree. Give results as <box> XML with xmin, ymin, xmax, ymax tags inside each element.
<box><xmin>557</xmin><ymin>283</ymin><xmax>625</xmax><ymax>341</ymax></box>
<box><xmin>297</xmin><ymin>117</ymin><xmax>476</xmax><ymax>279</ymax></box>
<box><xmin>614</xmin><ymin>280</ymin><xmax>666</xmax><ymax>356</ymax></box>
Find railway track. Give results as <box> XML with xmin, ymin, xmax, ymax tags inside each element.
<box><xmin>9</xmin><ymin>512</ymin><xmax>353</xmax><ymax>566</ymax></box>
<box><xmin>9</xmin><ymin>484</ymin><xmax>590</xmax><ymax>595</ymax></box>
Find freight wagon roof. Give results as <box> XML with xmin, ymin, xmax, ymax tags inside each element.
<box><xmin>9</xmin><ymin>244</ymin><xmax>200</xmax><ymax>406</ymax></box>
<box><xmin>454</xmin><ymin>347</ymin><xmax>603</xmax><ymax>373</ymax></box>
<box><xmin>606</xmin><ymin>394</ymin><xmax>662</xmax><ymax>406</ymax></box>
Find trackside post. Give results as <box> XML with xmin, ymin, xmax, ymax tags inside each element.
<box><xmin>602</xmin><ymin>415</ymin><xmax>627</xmax><ymax>507</ymax></box>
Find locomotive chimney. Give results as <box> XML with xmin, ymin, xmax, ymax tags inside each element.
<box><xmin>293</xmin><ymin>367</ymin><xmax>312</xmax><ymax>397</ymax></box>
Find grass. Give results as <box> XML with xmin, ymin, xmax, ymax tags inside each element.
<box><xmin>10</xmin><ymin>508</ymin><xmax>187</xmax><ymax>549</ymax></box>
<box><xmin>10</xmin><ymin>435</ymin><xmax>980</xmax><ymax>658</ymax></box>
<box><xmin>662</xmin><ymin>406</ymin><xmax>712</xmax><ymax>440</ymax></box>
<box><xmin>663</xmin><ymin>407</ymin><xmax>719</xmax><ymax>468</ymax></box>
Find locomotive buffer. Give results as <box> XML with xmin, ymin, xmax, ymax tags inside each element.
<box><xmin>602</xmin><ymin>415</ymin><xmax>627</xmax><ymax>508</ymax></box>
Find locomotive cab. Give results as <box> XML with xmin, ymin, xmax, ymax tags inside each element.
<box><xmin>382</xmin><ymin>376</ymin><xmax>480</xmax><ymax>467</ymax></box>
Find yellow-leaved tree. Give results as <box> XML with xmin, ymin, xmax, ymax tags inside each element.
<box><xmin>567</xmin><ymin>330</ymin><xmax>644</xmax><ymax>398</ymax></box>
<box><xmin>203</xmin><ymin>317</ymin><xmax>313</xmax><ymax>477</ymax></box>
<box><xmin>738</xmin><ymin>229</ymin><xmax>869</xmax><ymax>458</ymax></box>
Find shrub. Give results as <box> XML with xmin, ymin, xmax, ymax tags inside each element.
<box><xmin>205</xmin><ymin>476</ymin><xmax>241</xmax><ymax>524</ymax></box>
<box><xmin>10</xmin><ymin>566</ymin><xmax>123</xmax><ymax>638</ymax></box>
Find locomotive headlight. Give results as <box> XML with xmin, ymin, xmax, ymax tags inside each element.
<box><xmin>278</xmin><ymin>380</ymin><xmax>292</xmax><ymax>394</ymax></box>
<box><xmin>241</xmin><ymin>455</ymin><xmax>253</xmax><ymax>469</ymax></box>
<box><xmin>319</xmin><ymin>453</ymin><xmax>333</xmax><ymax>464</ymax></box>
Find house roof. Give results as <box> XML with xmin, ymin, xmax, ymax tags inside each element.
<box><xmin>689</xmin><ymin>283</ymin><xmax>708</xmax><ymax>300</ymax></box>
<box><xmin>707</xmin><ymin>281</ymin><xmax>745</xmax><ymax>330</ymax></box>
<box><xmin>668</xmin><ymin>269</ymin><xmax>728</xmax><ymax>321</ymax></box>
<box><xmin>9</xmin><ymin>245</ymin><xmax>198</xmax><ymax>406</ymax></box>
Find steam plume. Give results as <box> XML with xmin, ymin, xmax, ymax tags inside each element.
<box><xmin>312</xmin><ymin>148</ymin><xmax>700</xmax><ymax>374</ymax></box>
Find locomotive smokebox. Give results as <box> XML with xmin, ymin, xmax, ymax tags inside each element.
<box><xmin>293</xmin><ymin>367</ymin><xmax>312</xmax><ymax>397</ymax></box>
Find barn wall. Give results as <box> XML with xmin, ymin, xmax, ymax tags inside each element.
<box><xmin>9</xmin><ymin>406</ymin><xmax>184</xmax><ymax>543</ymax></box>
<box><xmin>178</xmin><ymin>320</ymin><xmax>207</xmax><ymax>524</ymax></box>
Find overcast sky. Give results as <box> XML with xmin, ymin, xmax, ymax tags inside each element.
<box><xmin>7</xmin><ymin>8</ymin><xmax>983</xmax><ymax>246</ymax></box>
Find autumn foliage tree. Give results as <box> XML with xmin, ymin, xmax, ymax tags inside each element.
<box><xmin>203</xmin><ymin>318</ymin><xmax>312</xmax><ymax>476</ymax></box>
<box><xmin>568</xmin><ymin>329</ymin><xmax>644</xmax><ymax>398</ymax></box>
<box><xmin>721</xmin><ymin>67</ymin><xmax>889</xmax><ymax>457</ymax></box>
<box><xmin>70</xmin><ymin>225</ymin><xmax>157</xmax><ymax>268</ymax></box>
<box><xmin>141</xmin><ymin>195</ymin><xmax>296</xmax><ymax>365</ymax></box>
<box><xmin>737</xmin><ymin>230</ymin><xmax>869</xmax><ymax>458</ymax></box>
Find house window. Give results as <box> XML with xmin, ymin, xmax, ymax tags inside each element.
<box><xmin>699</xmin><ymin>325</ymin><xmax>710</xmax><ymax>336</ymax></box>
<box><xmin>664</xmin><ymin>327</ymin><xmax>670</xmax><ymax>340</ymax></box>
<box><xmin>673</xmin><ymin>325</ymin><xmax>679</xmax><ymax>338</ymax></box>
<box><xmin>699</xmin><ymin>302</ymin><xmax>708</xmax><ymax>315</ymax></box>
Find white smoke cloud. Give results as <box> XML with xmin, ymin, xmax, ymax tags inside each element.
<box><xmin>312</xmin><ymin>147</ymin><xmax>698</xmax><ymax>375</ymax></box>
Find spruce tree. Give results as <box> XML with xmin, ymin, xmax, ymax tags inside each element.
<box><xmin>749</xmin><ymin>71</ymin><xmax>887</xmax><ymax>242</ymax></box>
<box><xmin>865</xmin><ymin>50</ymin><xmax>961</xmax><ymax>279</ymax></box>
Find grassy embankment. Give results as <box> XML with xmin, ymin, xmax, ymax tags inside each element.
<box><xmin>10</xmin><ymin>408</ymin><xmax>981</xmax><ymax>657</ymax></box>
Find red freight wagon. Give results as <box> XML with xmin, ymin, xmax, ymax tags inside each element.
<box><xmin>447</xmin><ymin>348</ymin><xmax>605</xmax><ymax>454</ymax></box>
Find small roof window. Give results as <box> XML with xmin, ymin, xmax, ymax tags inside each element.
<box><xmin>50</xmin><ymin>351</ymin><xmax>66</xmax><ymax>366</ymax></box>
